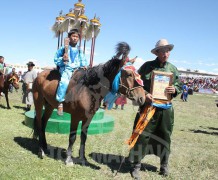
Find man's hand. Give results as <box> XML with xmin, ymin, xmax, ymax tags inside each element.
<box><xmin>145</xmin><ymin>93</ymin><xmax>153</xmax><ymax>103</ymax></box>
<box><xmin>165</xmin><ymin>86</ymin><xmax>176</xmax><ymax>94</ymax></box>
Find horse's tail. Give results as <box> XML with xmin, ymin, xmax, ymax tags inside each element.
<box><xmin>32</xmin><ymin>77</ymin><xmax>40</xmax><ymax>139</ymax></box>
<box><xmin>115</xmin><ymin>42</ymin><xmax>131</xmax><ymax>59</ymax></box>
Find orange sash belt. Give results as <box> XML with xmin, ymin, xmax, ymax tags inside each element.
<box><xmin>126</xmin><ymin>99</ymin><xmax>171</xmax><ymax>149</ymax></box>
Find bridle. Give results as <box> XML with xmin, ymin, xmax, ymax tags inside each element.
<box><xmin>8</xmin><ymin>74</ymin><xmax>19</xmax><ymax>86</ymax></box>
<box><xmin>98</xmin><ymin>68</ymin><xmax>143</xmax><ymax>99</ymax></box>
<box><xmin>119</xmin><ymin>76</ymin><xmax>143</xmax><ymax>100</ymax></box>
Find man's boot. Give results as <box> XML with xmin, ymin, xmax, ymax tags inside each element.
<box><xmin>159</xmin><ymin>163</ymin><xmax>169</xmax><ymax>176</ymax></box>
<box><xmin>159</xmin><ymin>153</ymin><xmax>169</xmax><ymax>176</ymax></box>
<box><xmin>130</xmin><ymin>162</ymin><xmax>141</xmax><ymax>180</ymax></box>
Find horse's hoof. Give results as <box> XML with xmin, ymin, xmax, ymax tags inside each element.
<box><xmin>65</xmin><ymin>156</ymin><xmax>74</xmax><ymax>166</ymax></box>
<box><xmin>38</xmin><ymin>149</ymin><xmax>45</xmax><ymax>159</ymax></box>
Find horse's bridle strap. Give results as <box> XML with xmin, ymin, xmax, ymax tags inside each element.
<box><xmin>119</xmin><ymin>79</ymin><xmax>143</xmax><ymax>100</ymax></box>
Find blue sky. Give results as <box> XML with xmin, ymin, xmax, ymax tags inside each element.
<box><xmin>1</xmin><ymin>0</ymin><xmax>218</xmax><ymax>74</ymax></box>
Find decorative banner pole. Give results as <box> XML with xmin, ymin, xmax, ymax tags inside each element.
<box><xmin>74</xmin><ymin>0</ymin><xmax>85</xmax><ymax>17</ymax></box>
<box><xmin>77</xmin><ymin>12</ymin><xmax>89</xmax><ymax>51</ymax></box>
<box><xmin>87</xmin><ymin>16</ymin><xmax>101</xmax><ymax>67</ymax></box>
<box><xmin>51</xmin><ymin>0</ymin><xmax>102</xmax><ymax>66</ymax></box>
<box><xmin>51</xmin><ymin>11</ymin><xmax>65</xmax><ymax>49</ymax></box>
<box><xmin>59</xmin><ymin>8</ymin><xmax>76</xmax><ymax>33</ymax></box>
<box><xmin>73</xmin><ymin>0</ymin><xmax>88</xmax><ymax>52</ymax></box>
<box><xmin>58</xmin><ymin>8</ymin><xmax>77</xmax><ymax>56</ymax></box>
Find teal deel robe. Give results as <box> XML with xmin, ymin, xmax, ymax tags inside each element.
<box><xmin>54</xmin><ymin>46</ymin><xmax>87</xmax><ymax>102</ymax></box>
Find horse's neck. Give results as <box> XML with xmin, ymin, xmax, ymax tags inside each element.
<box><xmin>98</xmin><ymin>59</ymin><xmax>121</xmax><ymax>96</ymax></box>
<box><xmin>104</xmin><ymin>59</ymin><xmax>121</xmax><ymax>80</ymax></box>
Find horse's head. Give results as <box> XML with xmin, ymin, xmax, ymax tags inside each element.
<box><xmin>118</xmin><ymin>66</ymin><xmax>145</xmax><ymax>106</ymax></box>
<box><xmin>7</xmin><ymin>73</ymin><xmax>19</xmax><ymax>89</ymax></box>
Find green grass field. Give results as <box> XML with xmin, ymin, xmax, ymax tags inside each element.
<box><xmin>0</xmin><ymin>86</ymin><xmax>217</xmax><ymax>180</ymax></box>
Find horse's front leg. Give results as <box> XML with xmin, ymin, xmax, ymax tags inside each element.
<box><xmin>4</xmin><ymin>91</ymin><xmax>10</xmax><ymax>109</ymax></box>
<box><xmin>79</xmin><ymin>120</ymin><xmax>90</xmax><ymax>164</ymax></box>
<box><xmin>38</xmin><ymin>105</ymin><xmax>54</xmax><ymax>157</ymax></box>
<box><xmin>65</xmin><ymin>118</ymin><xmax>79</xmax><ymax>166</ymax></box>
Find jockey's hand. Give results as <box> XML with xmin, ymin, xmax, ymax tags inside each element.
<box><xmin>63</xmin><ymin>53</ymin><xmax>69</xmax><ymax>64</ymax></box>
<box><xmin>165</xmin><ymin>86</ymin><xmax>176</xmax><ymax>94</ymax></box>
<box><xmin>80</xmin><ymin>66</ymin><xmax>87</xmax><ymax>70</ymax></box>
<box><xmin>145</xmin><ymin>93</ymin><xmax>153</xmax><ymax>104</ymax></box>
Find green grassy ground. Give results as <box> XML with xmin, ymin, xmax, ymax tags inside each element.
<box><xmin>0</xmin><ymin>87</ymin><xmax>217</xmax><ymax>180</ymax></box>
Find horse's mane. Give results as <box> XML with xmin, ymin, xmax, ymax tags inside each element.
<box><xmin>79</xmin><ymin>57</ymin><xmax>121</xmax><ymax>86</ymax></box>
<box><xmin>74</xmin><ymin>42</ymin><xmax>130</xmax><ymax>87</ymax></box>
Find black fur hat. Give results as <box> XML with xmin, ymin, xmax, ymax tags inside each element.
<box><xmin>68</xmin><ymin>29</ymin><xmax>80</xmax><ymax>38</ymax></box>
<box><xmin>26</xmin><ymin>61</ymin><xmax>35</xmax><ymax>66</ymax></box>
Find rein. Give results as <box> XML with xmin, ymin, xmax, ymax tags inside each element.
<box><xmin>98</xmin><ymin>75</ymin><xmax>143</xmax><ymax>100</ymax></box>
<box><xmin>8</xmin><ymin>75</ymin><xmax>19</xmax><ymax>85</ymax></box>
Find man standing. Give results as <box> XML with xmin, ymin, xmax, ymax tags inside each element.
<box><xmin>54</xmin><ymin>28</ymin><xmax>88</xmax><ymax>115</ymax></box>
<box><xmin>22</xmin><ymin>61</ymin><xmax>37</xmax><ymax>111</ymax></box>
<box><xmin>128</xmin><ymin>39</ymin><xmax>182</xmax><ymax>179</ymax></box>
<box><xmin>0</xmin><ymin>56</ymin><xmax>6</xmax><ymax>96</ymax></box>
<box><xmin>0</xmin><ymin>56</ymin><xmax>6</xmax><ymax>75</ymax></box>
<box><xmin>9</xmin><ymin>68</ymin><xmax>16</xmax><ymax>93</ymax></box>
<box><xmin>181</xmin><ymin>82</ymin><xmax>189</xmax><ymax>101</ymax></box>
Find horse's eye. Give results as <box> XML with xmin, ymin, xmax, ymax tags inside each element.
<box><xmin>127</xmin><ymin>73</ymin><xmax>132</xmax><ymax>77</ymax></box>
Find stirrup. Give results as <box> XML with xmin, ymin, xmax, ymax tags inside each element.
<box><xmin>57</xmin><ymin>103</ymin><xmax>63</xmax><ymax>116</ymax></box>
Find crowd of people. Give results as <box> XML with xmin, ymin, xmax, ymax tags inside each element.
<box><xmin>180</xmin><ymin>76</ymin><xmax>218</xmax><ymax>92</ymax></box>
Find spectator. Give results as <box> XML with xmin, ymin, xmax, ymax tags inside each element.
<box><xmin>22</xmin><ymin>61</ymin><xmax>37</xmax><ymax>111</ymax></box>
<box><xmin>0</xmin><ymin>56</ymin><xmax>6</xmax><ymax>96</ymax></box>
<box><xmin>0</xmin><ymin>56</ymin><xmax>6</xmax><ymax>75</ymax></box>
<box><xmin>114</xmin><ymin>95</ymin><xmax>127</xmax><ymax>110</ymax></box>
<box><xmin>181</xmin><ymin>82</ymin><xmax>189</xmax><ymax>101</ymax></box>
<box><xmin>9</xmin><ymin>68</ymin><xmax>16</xmax><ymax>93</ymax></box>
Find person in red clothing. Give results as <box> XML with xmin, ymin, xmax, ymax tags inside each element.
<box><xmin>114</xmin><ymin>95</ymin><xmax>127</xmax><ymax>110</ymax></box>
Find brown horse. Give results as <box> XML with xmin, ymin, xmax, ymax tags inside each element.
<box><xmin>32</xmin><ymin>42</ymin><xmax>146</xmax><ymax>164</ymax></box>
<box><xmin>0</xmin><ymin>72</ymin><xmax>19</xmax><ymax>109</ymax></box>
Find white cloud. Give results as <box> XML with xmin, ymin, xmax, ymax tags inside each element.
<box><xmin>177</xmin><ymin>67</ymin><xmax>186</xmax><ymax>71</ymax></box>
<box><xmin>134</xmin><ymin>57</ymin><xmax>145</xmax><ymax>70</ymax></box>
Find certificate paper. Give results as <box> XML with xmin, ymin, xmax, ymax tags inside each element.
<box><xmin>150</xmin><ymin>71</ymin><xmax>173</xmax><ymax>101</ymax></box>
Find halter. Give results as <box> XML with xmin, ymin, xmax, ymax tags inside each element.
<box><xmin>8</xmin><ymin>74</ymin><xmax>19</xmax><ymax>85</ymax></box>
<box><xmin>119</xmin><ymin>77</ymin><xmax>143</xmax><ymax>100</ymax></box>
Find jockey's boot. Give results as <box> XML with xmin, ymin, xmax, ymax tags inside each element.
<box><xmin>121</xmin><ymin>105</ymin><xmax>124</xmax><ymax>110</ymax></box>
<box><xmin>57</xmin><ymin>103</ymin><xmax>63</xmax><ymax>116</ymax></box>
<box><xmin>130</xmin><ymin>162</ymin><xmax>141</xmax><ymax>180</ymax></box>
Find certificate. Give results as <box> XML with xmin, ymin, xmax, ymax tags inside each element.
<box><xmin>150</xmin><ymin>71</ymin><xmax>173</xmax><ymax>101</ymax></box>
